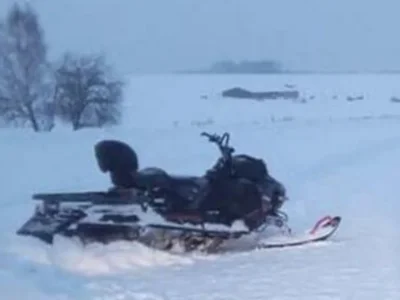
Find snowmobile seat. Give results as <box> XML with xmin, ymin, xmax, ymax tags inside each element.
<box><xmin>168</xmin><ymin>175</ymin><xmax>206</xmax><ymax>189</ymax></box>
<box><xmin>133</xmin><ymin>168</ymin><xmax>206</xmax><ymax>192</ymax></box>
<box><xmin>132</xmin><ymin>168</ymin><xmax>208</xmax><ymax>212</ymax></box>
<box><xmin>132</xmin><ymin>167</ymin><xmax>171</xmax><ymax>190</ymax></box>
<box><xmin>168</xmin><ymin>175</ymin><xmax>208</xmax><ymax>203</ymax></box>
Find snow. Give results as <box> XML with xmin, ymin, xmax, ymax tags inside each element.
<box><xmin>1</xmin><ymin>73</ymin><xmax>400</xmax><ymax>299</ymax></box>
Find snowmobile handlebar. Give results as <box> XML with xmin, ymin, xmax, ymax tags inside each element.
<box><xmin>201</xmin><ymin>132</ymin><xmax>235</xmax><ymax>160</ymax></box>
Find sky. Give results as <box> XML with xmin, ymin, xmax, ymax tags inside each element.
<box><xmin>1</xmin><ymin>0</ymin><xmax>400</xmax><ymax>74</ymax></box>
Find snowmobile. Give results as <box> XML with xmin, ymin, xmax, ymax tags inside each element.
<box><xmin>16</xmin><ymin>132</ymin><xmax>341</xmax><ymax>253</ymax></box>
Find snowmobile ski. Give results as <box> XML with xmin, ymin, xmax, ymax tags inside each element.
<box><xmin>256</xmin><ymin>215</ymin><xmax>341</xmax><ymax>249</ymax></box>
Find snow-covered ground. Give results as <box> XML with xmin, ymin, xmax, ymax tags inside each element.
<box><xmin>1</xmin><ymin>73</ymin><xmax>400</xmax><ymax>299</ymax></box>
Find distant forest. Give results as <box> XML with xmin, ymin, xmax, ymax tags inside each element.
<box><xmin>182</xmin><ymin>59</ymin><xmax>284</xmax><ymax>74</ymax></box>
<box><xmin>180</xmin><ymin>60</ymin><xmax>400</xmax><ymax>75</ymax></box>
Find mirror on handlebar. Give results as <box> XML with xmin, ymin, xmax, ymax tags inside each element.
<box><xmin>220</xmin><ymin>132</ymin><xmax>230</xmax><ymax>147</ymax></box>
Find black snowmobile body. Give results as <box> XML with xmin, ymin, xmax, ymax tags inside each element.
<box><xmin>17</xmin><ymin>132</ymin><xmax>288</xmax><ymax>252</ymax></box>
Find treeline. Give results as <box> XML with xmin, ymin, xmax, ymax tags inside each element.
<box><xmin>0</xmin><ymin>3</ymin><xmax>124</xmax><ymax>132</ymax></box>
<box><xmin>207</xmin><ymin>59</ymin><xmax>283</xmax><ymax>74</ymax></box>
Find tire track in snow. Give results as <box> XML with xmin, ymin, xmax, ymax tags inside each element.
<box><xmin>290</xmin><ymin>134</ymin><xmax>400</xmax><ymax>186</ymax></box>
<box><xmin>282</xmin><ymin>132</ymin><xmax>400</xmax><ymax>228</ymax></box>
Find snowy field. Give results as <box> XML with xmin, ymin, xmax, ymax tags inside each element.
<box><xmin>1</xmin><ymin>73</ymin><xmax>400</xmax><ymax>299</ymax></box>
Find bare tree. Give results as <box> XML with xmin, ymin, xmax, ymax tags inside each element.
<box><xmin>54</xmin><ymin>52</ymin><xmax>124</xmax><ymax>130</ymax></box>
<box><xmin>0</xmin><ymin>3</ymin><xmax>54</xmax><ymax>131</ymax></box>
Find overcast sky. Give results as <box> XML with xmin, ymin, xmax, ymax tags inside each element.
<box><xmin>1</xmin><ymin>0</ymin><xmax>400</xmax><ymax>74</ymax></box>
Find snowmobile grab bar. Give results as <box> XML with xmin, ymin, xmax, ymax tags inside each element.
<box><xmin>201</xmin><ymin>132</ymin><xmax>235</xmax><ymax>160</ymax></box>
